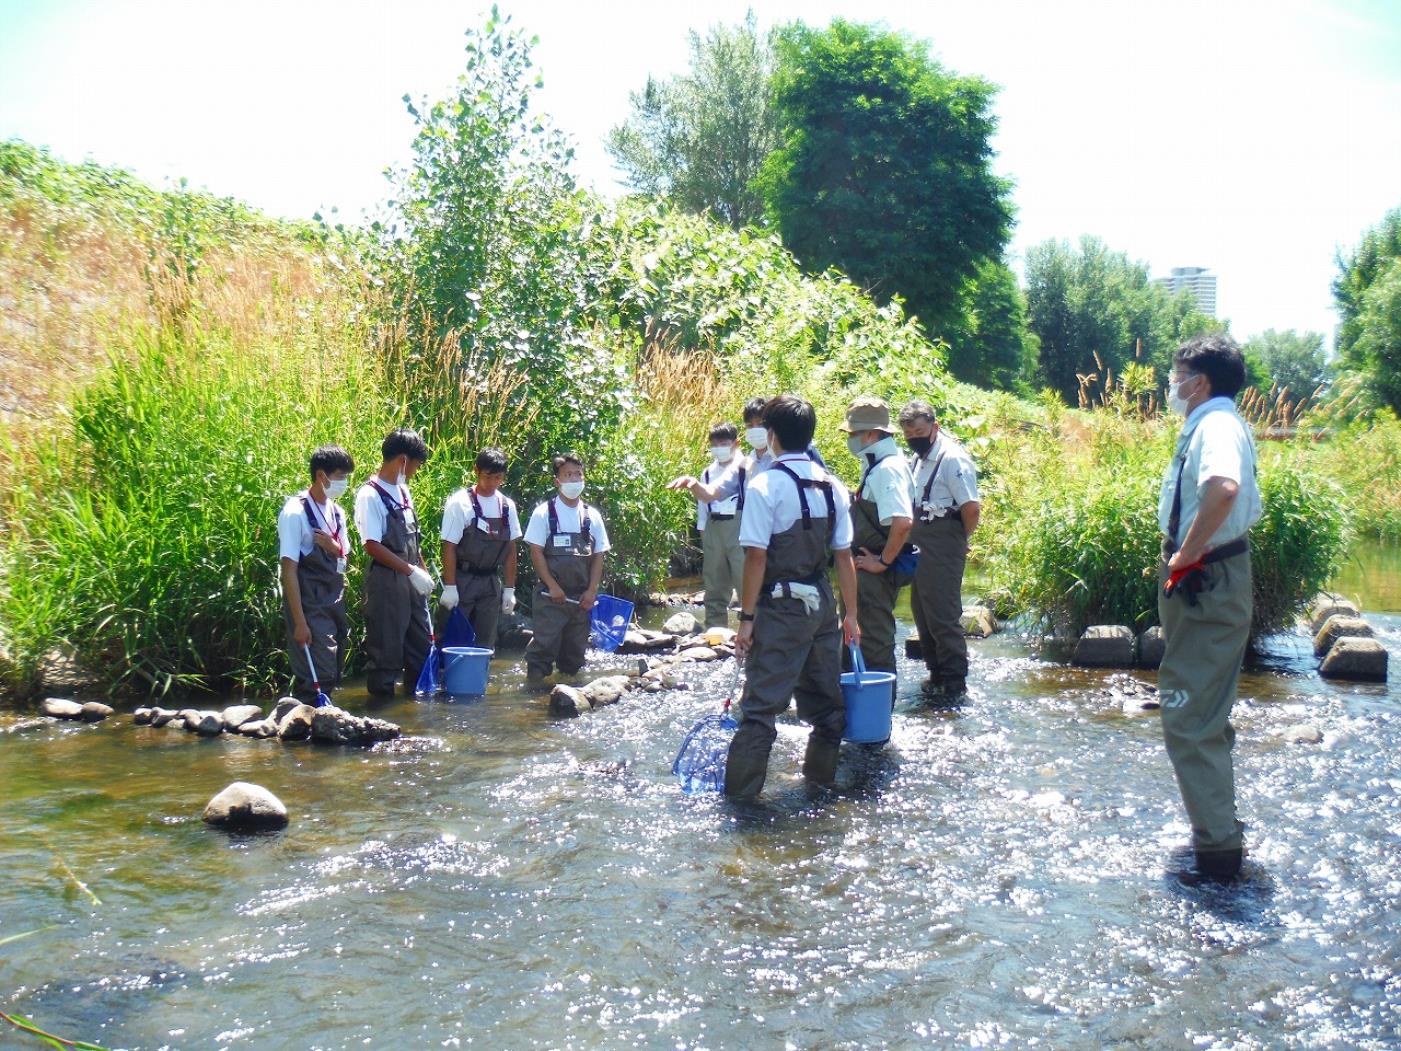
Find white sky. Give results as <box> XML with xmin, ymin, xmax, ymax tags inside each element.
<box><xmin>2</xmin><ymin>0</ymin><xmax>1398</xmax><ymax>346</ymax></box>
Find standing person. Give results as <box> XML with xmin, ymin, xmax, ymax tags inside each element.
<box><xmin>439</xmin><ymin>447</ymin><xmax>521</xmax><ymax>648</ymax></box>
<box><xmin>669</xmin><ymin>397</ymin><xmax>776</xmax><ymax>512</ymax></box>
<box><xmin>672</xmin><ymin>423</ymin><xmax>744</xmax><ymax>629</ymax></box>
<box><xmin>1157</xmin><ymin>335</ymin><xmax>1261</xmax><ymax>883</ymax></box>
<box><xmin>354</xmin><ymin>428</ymin><xmax>435</xmax><ymax>698</ymax></box>
<box><xmin>279</xmin><ymin>445</ymin><xmax>355</xmax><ymax>703</ymax></box>
<box><xmin>523</xmin><ymin>453</ymin><xmax>610</xmax><ymax>688</ymax></box>
<box><xmin>727</xmin><ymin>396</ymin><xmax>861</xmax><ymax>800</ymax></box>
<box><xmin>840</xmin><ymin>397</ymin><xmax>915</xmax><ymax>696</ymax></box>
<box><xmin>899</xmin><ymin>400</ymin><xmax>981</xmax><ymax>702</ymax></box>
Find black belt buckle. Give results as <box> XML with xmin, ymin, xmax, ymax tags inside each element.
<box><xmin>709</xmin><ymin>513</ymin><xmax>735</xmax><ymax>521</ymax></box>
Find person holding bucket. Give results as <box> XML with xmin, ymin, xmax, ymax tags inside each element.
<box><xmin>899</xmin><ymin>400</ymin><xmax>980</xmax><ymax>703</ymax></box>
<box><xmin>840</xmin><ymin>396</ymin><xmax>916</xmax><ymax>704</ymax></box>
<box><xmin>278</xmin><ymin>444</ymin><xmax>355</xmax><ymax>703</ymax></box>
<box><xmin>726</xmin><ymin>396</ymin><xmax>861</xmax><ymax>800</ymax></box>
<box><xmin>523</xmin><ymin>453</ymin><xmax>610</xmax><ymax>689</ymax></box>
<box><xmin>439</xmin><ymin>447</ymin><xmax>521</xmax><ymax>648</ymax></box>
<box><xmin>354</xmin><ymin>428</ymin><xmax>435</xmax><ymax>699</ymax></box>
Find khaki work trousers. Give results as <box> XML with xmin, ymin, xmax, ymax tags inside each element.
<box><xmin>910</xmin><ymin>517</ymin><xmax>968</xmax><ymax>687</ymax></box>
<box><xmin>1157</xmin><ymin>549</ymin><xmax>1252</xmax><ymax>853</ymax></box>
<box><xmin>701</xmin><ymin>516</ymin><xmax>744</xmax><ymax>628</ymax></box>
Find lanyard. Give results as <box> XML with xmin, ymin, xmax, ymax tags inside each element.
<box><xmin>306</xmin><ymin>491</ymin><xmax>346</xmax><ymax>555</ymax></box>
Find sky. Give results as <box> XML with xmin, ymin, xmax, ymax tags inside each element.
<box><xmin>1</xmin><ymin>0</ymin><xmax>1399</xmax><ymax>346</ymax></box>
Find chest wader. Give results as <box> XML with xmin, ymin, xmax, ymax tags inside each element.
<box><xmin>700</xmin><ymin>463</ymin><xmax>744</xmax><ymax>629</ymax></box>
<box><xmin>724</xmin><ymin>464</ymin><xmax>847</xmax><ymax>800</ymax></box>
<box><xmin>847</xmin><ymin>452</ymin><xmax>910</xmax><ymax>683</ymax></box>
<box><xmin>363</xmin><ymin>483</ymin><xmax>431</xmax><ymax>697</ymax></box>
<box><xmin>455</xmin><ymin>489</ymin><xmax>514</xmax><ymax>647</ymax></box>
<box><xmin>284</xmin><ymin>497</ymin><xmax>350</xmax><ymax>700</ymax></box>
<box><xmin>1156</xmin><ymin>434</ymin><xmax>1252</xmax><ymax>857</ymax></box>
<box><xmin>525</xmin><ymin>500</ymin><xmax>596</xmax><ymax>679</ymax></box>
<box><xmin>909</xmin><ymin>449</ymin><xmax>969</xmax><ymax>694</ymax></box>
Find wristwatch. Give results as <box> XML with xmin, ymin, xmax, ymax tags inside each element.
<box><xmin>878</xmin><ymin>554</ymin><xmax>893</xmax><ymax>568</ymax></box>
<box><xmin>738</xmin><ymin>611</ymin><xmax>755</xmax><ymax>622</ymax></box>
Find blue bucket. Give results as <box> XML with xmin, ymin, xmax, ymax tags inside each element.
<box><xmin>441</xmin><ymin>646</ymin><xmax>493</xmax><ymax>696</ymax></box>
<box><xmin>589</xmin><ymin>594</ymin><xmax>634</xmax><ymax>653</ymax></box>
<box><xmin>841</xmin><ymin>645</ymin><xmax>896</xmax><ymax>743</ymax></box>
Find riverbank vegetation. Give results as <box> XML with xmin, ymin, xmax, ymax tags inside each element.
<box><xmin>0</xmin><ymin>15</ymin><xmax>1382</xmax><ymax>700</ymax></box>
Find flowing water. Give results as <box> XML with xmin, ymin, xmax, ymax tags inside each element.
<box><xmin>3</xmin><ymin>551</ymin><xmax>1399</xmax><ymax>1050</ymax></box>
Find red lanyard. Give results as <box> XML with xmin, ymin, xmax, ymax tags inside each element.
<box><xmin>306</xmin><ymin>490</ymin><xmax>346</xmax><ymax>555</ymax></box>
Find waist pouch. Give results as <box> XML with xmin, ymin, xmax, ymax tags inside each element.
<box><xmin>889</xmin><ymin>545</ymin><xmax>918</xmax><ymax>587</ymax></box>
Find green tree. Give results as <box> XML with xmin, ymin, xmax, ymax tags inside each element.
<box><xmin>606</xmin><ymin>12</ymin><xmax>779</xmax><ymax>228</ymax></box>
<box><xmin>757</xmin><ymin>19</ymin><xmax>1013</xmax><ymax>336</ymax></box>
<box><xmin>1243</xmin><ymin>329</ymin><xmax>1328</xmax><ymax>398</ymax></box>
<box><xmin>1025</xmin><ymin>236</ymin><xmax>1217</xmax><ymax>402</ymax></box>
<box><xmin>1335</xmin><ymin>208</ymin><xmax>1401</xmax><ymax>410</ymax></box>
<box><xmin>943</xmin><ymin>257</ymin><xmax>1038</xmax><ymax>391</ymax></box>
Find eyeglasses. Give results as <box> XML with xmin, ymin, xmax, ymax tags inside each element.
<box><xmin>1169</xmin><ymin>371</ymin><xmax>1200</xmax><ymax>386</ymax></box>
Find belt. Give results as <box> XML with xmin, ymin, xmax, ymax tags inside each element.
<box><xmin>708</xmin><ymin>513</ymin><xmax>736</xmax><ymax>521</ymax></box>
<box><xmin>462</xmin><ymin>565</ymin><xmax>500</xmax><ymax>577</ymax></box>
<box><xmin>1162</xmin><ymin>535</ymin><xmax>1248</xmax><ymax>560</ymax></box>
<box><xmin>920</xmin><ymin>508</ymin><xmax>961</xmax><ymax>522</ymax></box>
<box><xmin>1163</xmin><ymin>536</ymin><xmax>1249</xmax><ymax>603</ymax></box>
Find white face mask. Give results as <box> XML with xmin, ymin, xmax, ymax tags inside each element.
<box><xmin>710</xmin><ymin>444</ymin><xmax>734</xmax><ymax>463</ymax></box>
<box><xmin>745</xmin><ymin>426</ymin><xmax>768</xmax><ymax>450</ymax></box>
<box><xmin>1167</xmin><ymin>375</ymin><xmax>1197</xmax><ymax>416</ymax></box>
<box><xmin>325</xmin><ymin>477</ymin><xmax>349</xmax><ymax>500</ymax></box>
<box><xmin>559</xmin><ymin>480</ymin><xmax>585</xmax><ymax>500</ymax></box>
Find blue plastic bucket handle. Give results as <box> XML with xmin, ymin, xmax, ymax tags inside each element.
<box><xmin>441</xmin><ymin>646</ymin><xmax>493</xmax><ymax>696</ymax></box>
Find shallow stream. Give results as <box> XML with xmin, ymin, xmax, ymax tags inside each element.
<box><xmin>2</xmin><ymin>549</ymin><xmax>1399</xmax><ymax>1050</ymax></box>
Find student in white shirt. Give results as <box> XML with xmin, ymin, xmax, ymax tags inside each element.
<box><xmin>354</xmin><ymin>429</ymin><xmax>434</xmax><ymax>698</ymax></box>
<box><xmin>278</xmin><ymin>444</ymin><xmax>354</xmax><ymax>703</ymax></box>
<box><xmin>440</xmin><ymin>447</ymin><xmax>522</xmax><ymax>648</ymax></box>
<box><xmin>523</xmin><ymin>453</ymin><xmax>610</xmax><ymax>688</ymax></box>
<box><xmin>671</xmin><ymin>422</ymin><xmax>744</xmax><ymax>628</ymax></box>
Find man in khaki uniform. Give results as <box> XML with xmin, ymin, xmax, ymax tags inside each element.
<box><xmin>839</xmin><ymin>397</ymin><xmax>915</xmax><ymax>701</ymax></box>
<box><xmin>899</xmin><ymin>401</ymin><xmax>981</xmax><ymax>701</ymax></box>
<box><xmin>1157</xmin><ymin>335</ymin><xmax>1261</xmax><ymax>884</ymax></box>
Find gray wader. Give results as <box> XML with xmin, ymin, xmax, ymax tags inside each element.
<box><xmin>725</xmin><ymin>464</ymin><xmax>846</xmax><ymax>800</ymax></box>
<box><xmin>909</xmin><ymin>515</ymin><xmax>968</xmax><ymax>691</ymax></box>
<box><xmin>701</xmin><ymin>513</ymin><xmax>743</xmax><ymax>628</ymax></box>
<box><xmin>845</xmin><ymin>453</ymin><xmax>907</xmax><ymax>690</ymax></box>
<box><xmin>454</xmin><ymin>489</ymin><xmax>513</xmax><ymax>648</ymax></box>
<box><xmin>284</xmin><ymin>497</ymin><xmax>349</xmax><ymax>701</ymax></box>
<box><xmin>526</xmin><ymin>499</ymin><xmax>595</xmax><ymax>679</ymax></box>
<box><xmin>363</xmin><ymin>484</ymin><xmax>431</xmax><ymax>697</ymax></box>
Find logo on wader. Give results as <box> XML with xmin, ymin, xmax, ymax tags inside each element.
<box><xmin>1161</xmin><ymin>688</ymin><xmax>1191</xmax><ymax>709</ymax></box>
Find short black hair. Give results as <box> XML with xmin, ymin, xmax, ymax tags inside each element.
<box><xmin>897</xmin><ymin>400</ymin><xmax>937</xmax><ymax>428</ymax></box>
<box><xmin>742</xmin><ymin>396</ymin><xmax>769</xmax><ymax>425</ymax></box>
<box><xmin>309</xmin><ymin>444</ymin><xmax>354</xmax><ymax>481</ymax></box>
<box><xmin>763</xmin><ymin>395</ymin><xmax>816</xmax><ymax>452</ymax></box>
<box><xmin>382</xmin><ymin>428</ymin><xmax>430</xmax><ymax>464</ymax></box>
<box><xmin>708</xmin><ymin>422</ymin><xmax>738</xmax><ymax>442</ymax></box>
<box><xmin>1174</xmin><ymin>334</ymin><xmax>1246</xmax><ymax>399</ymax></box>
<box><xmin>475</xmin><ymin>447</ymin><xmax>508</xmax><ymax>474</ymax></box>
<box><xmin>552</xmin><ymin>452</ymin><xmax>584</xmax><ymax>476</ymax></box>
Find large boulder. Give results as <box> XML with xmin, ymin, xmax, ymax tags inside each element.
<box><xmin>1137</xmin><ymin>627</ymin><xmax>1166</xmax><ymax>669</ymax></box>
<box><xmin>550</xmin><ymin>684</ymin><xmax>590</xmax><ymax>716</ymax></box>
<box><xmin>202</xmin><ymin>782</ymin><xmax>288</xmax><ymax>831</ymax></box>
<box><xmin>271</xmin><ymin>697</ymin><xmax>303</xmax><ymax>722</ymax></box>
<box><xmin>1320</xmin><ymin>637</ymin><xmax>1389</xmax><ymax>682</ymax></box>
<box><xmin>221</xmin><ymin>704</ymin><xmax>264</xmax><ymax>732</ymax></box>
<box><xmin>1308</xmin><ymin>593</ymin><xmax>1361</xmax><ymax>635</ymax></box>
<box><xmin>80</xmin><ymin>701</ymin><xmax>114</xmax><ymax>722</ymax></box>
<box><xmin>1073</xmin><ymin>625</ymin><xmax>1137</xmax><ymax>668</ymax></box>
<box><xmin>39</xmin><ymin>698</ymin><xmax>84</xmax><ymax>720</ymax></box>
<box><xmin>961</xmin><ymin>606</ymin><xmax>998</xmax><ymax>638</ymax></box>
<box><xmin>309</xmin><ymin>706</ymin><xmax>400</xmax><ymax>745</ymax></box>
<box><xmin>663</xmin><ymin>611</ymin><xmax>699</xmax><ymax>636</ymax></box>
<box><xmin>1313</xmin><ymin>615</ymin><xmax>1375</xmax><ymax>657</ymax></box>
<box><xmin>276</xmin><ymin>703</ymin><xmax>317</xmax><ymax>741</ymax></box>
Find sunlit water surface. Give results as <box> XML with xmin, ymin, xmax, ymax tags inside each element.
<box><xmin>2</xmin><ymin>561</ymin><xmax>1399</xmax><ymax>1049</ymax></box>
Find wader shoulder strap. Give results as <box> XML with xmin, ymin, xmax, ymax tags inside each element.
<box><xmin>547</xmin><ymin>498</ymin><xmax>591</xmax><ymax>543</ymax></box>
<box><xmin>772</xmin><ymin>462</ymin><xmax>837</xmax><ymax>540</ymax></box>
<box><xmin>857</xmin><ymin>451</ymin><xmax>900</xmax><ymax>500</ymax></box>
<box><xmin>919</xmin><ymin>450</ymin><xmax>950</xmax><ymax>508</ymax></box>
<box><xmin>736</xmin><ymin>464</ymin><xmax>748</xmax><ymax>511</ymax></box>
<box><xmin>369</xmin><ymin>479</ymin><xmax>406</xmax><ymax>518</ymax></box>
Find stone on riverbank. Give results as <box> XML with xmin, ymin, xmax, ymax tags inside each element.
<box><xmin>583</xmin><ymin>675</ymin><xmax>631</xmax><ymax>707</ymax></box>
<box><xmin>80</xmin><ymin>701</ymin><xmax>114</xmax><ymax>722</ymax></box>
<box><xmin>202</xmin><ymin>782</ymin><xmax>288</xmax><ymax>831</ymax></box>
<box><xmin>310</xmin><ymin>706</ymin><xmax>401</xmax><ymax>745</ymax></box>
<box><xmin>148</xmin><ymin>707</ymin><xmax>179</xmax><ymax>727</ymax></box>
<box><xmin>39</xmin><ymin>698</ymin><xmax>84</xmax><ymax>720</ymax></box>
<box><xmin>664</xmin><ymin>611</ymin><xmax>699</xmax><ymax>636</ymax></box>
<box><xmin>960</xmin><ymin>606</ymin><xmax>998</xmax><ymax>638</ymax></box>
<box><xmin>238</xmin><ymin>718</ymin><xmax>279</xmax><ymax>738</ymax></box>
<box><xmin>1308</xmin><ymin>593</ymin><xmax>1361</xmax><ymax>635</ymax></box>
<box><xmin>133</xmin><ymin>707</ymin><xmax>154</xmax><ymax>725</ymax></box>
<box><xmin>1320</xmin><ymin>637</ymin><xmax>1389</xmax><ymax>682</ymax></box>
<box><xmin>550</xmin><ymin>684</ymin><xmax>590</xmax><ymax>716</ymax></box>
<box><xmin>618</xmin><ymin>629</ymin><xmax>678</xmax><ymax>654</ymax></box>
<box><xmin>1072</xmin><ymin>626</ymin><xmax>1136</xmax><ymax>668</ymax></box>
<box><xmin>681</xmin><ymin>646</ymin><xmax>719</xmax><ymax>662</ymax></box>
<box><xmin>277</xmin><ymin>703</ymin><xmax>316</xmax><ymax>741</ymax></box>
<box><xmin>1281</xmin><ymin>723</ymin><xmax>1324</xmax><ymax>744</ymax></box>
<box><xmin>1313</xmin><ymin>615</ymin><xmax>1374</xmax><ymax>657</ymax></box>
<box><xmin>221</xmin><ymin>704</ymin><xmax>264</xmax><ymax>732</ymax></box>
<box><xmin>1137</xmin><ymin>627</ymin><xmax>1165</xmax><ymax>669</ymax></box>
<box><xmin>184</xmin><ymin>710</ymin><xmax>224</xmax><ymax>736</ymax></box>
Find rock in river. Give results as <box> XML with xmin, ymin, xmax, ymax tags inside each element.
<box><xmin>221</xmin><ymin>704</ymin><xmax>264</xmax><ymax>732</ymax></box>
<box><xmin>276</xmin><ymin>703</ymin><xmax>316</xmax><ymax>741</ymax></box>
<box><xmin>80</xmin><ymin>701</ymin><xmax>114</xmax><ymax>722</ymax></box>
<box><xmin>310</xmin><ymin>706</ymin><xmax>401</xmax><ymax>745</ymax></box>
<box><xmin>39</xmin><ymin>698</ymin><xmax>85</xmax><ymax>720</ymax></box>
<box><xmin>202</xmin><ymin>782</ymin><xmax>288</xmax><ymax>831</ymax></box>
<box><xmin>663</xmin><ymin>611</ymin><xmax>699</xmax><ymax>636</ymax></box>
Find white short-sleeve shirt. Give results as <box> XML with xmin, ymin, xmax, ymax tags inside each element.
<box><xmin>738</xmin><ymin>454</ymin><xmax>853</xmax><ymax>551</ymax></box>
<box><xmin>278</xmin><ymin>493</ymin><xmax>348</xmax><ymax>563</ymax></box>
<box><xmin>441</xmin><ymin>488</ymin><xmax>523</xmax><ymax>543</ymax></box>
<box><xmin>353</xmin><ymin>475</ymin><xmax>417</xmax><ymax>547</ymax></box>
<box><xmin>709</xmin><ymin>449</ymin><xmax>774</xmax><ymax>503</ymax></box>
<box><xmin>524</xmin><ymin>498</ymin><xmax>611</xmax><ymax>553</ymax></box>
<box><xmin>697</xmin><ymin>457</ymin><xmax>741</xmax><ymax>529</ymax></box>
<box><xmin>912</xmin><ymin>432</ymin><xmax>980</xmax><ymax>518</ymax></box>
<box><xmin>853</xmin><ymin>436</ymin><xmax>916</xmax><ymax>525</ymax></box>
<box><xmin>1158</xmin><ymin>397</ymin><xmax>1262</xmax><ymax>550</ymax></box>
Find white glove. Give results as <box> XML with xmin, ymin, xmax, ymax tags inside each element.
<box><xmin>439</xmin><ymin>583</ymin><xmax>459</xmax><ymax>609</ymax></box>
<box><xmin>501</xmin><ymin>587</ymin><xmax>516</xmax><ymax>615</ymax></box>
<box><xmin>408</xmin><ymin>565</ymin><xmax>435</xmax><ymax>597</ymax></box>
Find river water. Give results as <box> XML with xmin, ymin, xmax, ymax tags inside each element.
<box><xmin>2</xmin><ymin>550</ymin><xmax>1399</xmax><ymax>1050</ymax></box>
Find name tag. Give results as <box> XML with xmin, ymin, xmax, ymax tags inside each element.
<box><xmin>553</xmin><ymin>534</ymin><xmax>573</xmax><ymax>548</ymax></box>
<box><xmin>335</xmin><ymin>557</ymin><xmax>347</xmax><ymax>575</ymax></box>
<box><xmin>477</xmin><ymin>517</ymin><xmax>493</xmax><ymax>534</ymax></box>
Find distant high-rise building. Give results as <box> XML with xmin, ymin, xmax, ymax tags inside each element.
<box><xmin>1154</xmin><ymin>266</ymin><xmax>1217</xmax><ymax>317</ymax></box>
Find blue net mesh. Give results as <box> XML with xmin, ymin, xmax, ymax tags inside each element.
<box><xmin>589</xmin><ymin>594</ymin><xmax>634</xmax><ymax>652</ymax></box>
<box><xmin>672</xmin><ymin>713</ymin><xmax>738</xmax><ymax>794</ymax></box>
